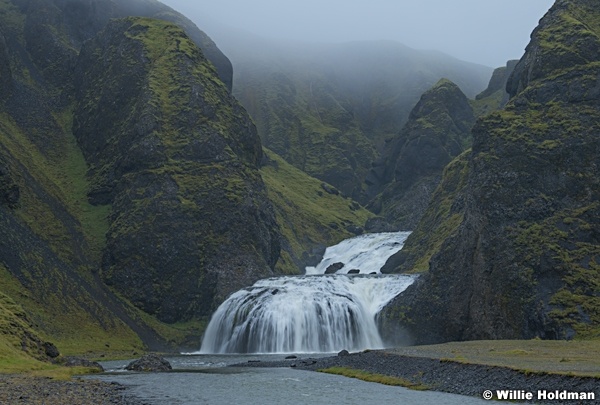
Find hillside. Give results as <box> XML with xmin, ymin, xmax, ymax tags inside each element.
<box><xmin>185</xmin><ymin>21</ymin><xmax>493</xmax><ymax>200</ymax></box>
<box><xmin>0</xmin><ymin>0</ymin><xmax>374</xmax><ymax>364</ymax></box>
<box><xmin>230</xmin><ymin>40</ymin><xmax>492</xmax><ymax>201</ymax></box>
<box><xmin>260</xmin><ymin>148</ymin><xmax>374</xmax><ymax>274</ymax></box>
<box><xmin>381</xmin><ymin>0</ymin><xmax>600</xmax><ymax>344</ymax></box>
<box><xmin>366</xmin><ymin>79</ymin><xmax>475</xmax><ymax>230</ymax></box>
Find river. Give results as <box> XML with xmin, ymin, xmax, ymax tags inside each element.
<box><xmin>93</xmin><ymin>355</ymin><xmax>492</xmax><ymax>405</ymax></box>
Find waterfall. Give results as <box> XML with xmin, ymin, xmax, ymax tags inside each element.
<box><xmin>199</xmin><ymin>232</ymin><xmax>415</xmax><ymax>354</ymax></box>
<box><xmin>306</xmin><ymin>232</ymin><xmax>410</xmax><ymax>275</ymax></box>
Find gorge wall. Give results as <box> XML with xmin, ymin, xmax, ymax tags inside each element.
<box><xmin>381</xmin><ymin>0</ymin><xmax>600</xmax><ymax>344</ymax></box>
<box><xmin>0</xmin><ymin>0</ymin><xmax>280</xmax><ymax>353</ymax></box>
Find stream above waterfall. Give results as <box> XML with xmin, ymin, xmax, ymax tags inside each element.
<box><xmin>199</xmin><ymin>232</ymin><xmax>415</xmax><ymax>354</ymax></box>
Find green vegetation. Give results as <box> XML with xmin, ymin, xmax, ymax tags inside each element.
<box><xmin>470</xmin><ymin>89</ymin><xmax>505</xmax><ymax>118</ymax></box>
<box><xmin>248</xmin><ymin>70</ymin><xmax>377</xmax><ymax>198</ymax></box>
<box><xmin>319</xmin><ymin>366</ymin><xmax>429</xmax><ymax>390</ymax></box>
<box><xmin>372</xmin><ymin>78</ymin><xmax>474</xmax><ymax>230</ymax></box>
<box><xmin>0</xmin><ymin>12</ymin><xmax>226</xmax><ymax>362</ymax></box>
<box><xmin>511</xmin><ymin>203</ymin><xmax>600</xmax><ymax>338</ymax></box>
<box><xmin>390</xmin><ymin>151</ymin><xmax>469</xmax><ymax>273</ymax></box>
<box><xmin>392</xmin><ymin>340</ymin><xmax>600</xmax><ymax>378</ymax></box>
<box><xmin>261</xmin><ymin>149</ymin><xmax>374</xmax><ymax>273</ymax></box>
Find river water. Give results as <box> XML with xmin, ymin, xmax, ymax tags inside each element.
<box><xmin>93</xmin><ymin>355</ymin><xmax>491</xmax><ymax>405</ymax></box>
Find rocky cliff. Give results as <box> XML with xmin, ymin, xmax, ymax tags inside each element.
<box><xmin>0</xmin><ymin>0</ymin><xmax>277</xmax><ymax>356</ymax></box>
<box><xmin>0</xmin><ymin>0</ymin><xmax>373</xmax><ymax>360</ymax></box>
<box><xmin>366</xmin><ymin>79</ymin><xmax>475</xmax><ymax>230</ymax></box>
<box><xmin>381</xmin><ymin>0</ymin><xmax>600</xmax><ymax>343</ymax></box>
<box><xmin>74</xmin><ymin>17</ymin><xmax>281</xmax><ymax>323</ymax></box>
<box><xmin>472</xmin><ymin>60</ymin><xmax>518</xmax><ymax>117</ymax></box>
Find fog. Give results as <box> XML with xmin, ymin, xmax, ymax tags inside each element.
<box><xmin>159</xmin><ymin>0</ymin><xmax>555</xmax><ymax>68</ymax></box>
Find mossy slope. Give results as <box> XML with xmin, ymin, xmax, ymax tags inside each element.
<box><xmin>382</xmin><ymin>0</ymin><xmax>600</xmax><ymax>343</ymax></box>
<box><xmin>366</xmin><ymin>79</ymin><xmax>475</xmax><ymax>230</ymax></box>
<box><xmin>261</xmin><ymin>148</ymin><xmax>374</xmax><ymax>274</ymax></box>
<box><xmin>0</xmin><ymin>0</ymin><xmax>249</xmax><ymax>362</ymax></box>
<box><xmin>73</xmin><ymin>17</ymin><xmax>280</xmax><ymax>324</ymax></box>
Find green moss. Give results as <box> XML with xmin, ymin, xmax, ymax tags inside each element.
<box><xmin>123</xmin><ymin>17</ymin><xmax>235</xmax><ymax>162</ymax></box>
<box><xmin>394</xmin><ymin>150</ymin><xmax>469</xmax><ymax>273</ymax></box>
<box><xmin>510</xmin><ymin>202</ymin><xmax>600</xmax><ymax>338</ymax></box>
<box><xmin>470</xmin><ymin>89</ymin><xmax>504</xmax><ymax>118</ymax></box>
<box><xmin>261</xmin><ymin>148</ymin><xmax>374</xmax><ymax>273</ymax></box>
<box><xmin>319</xmin><ymin>366</ymin><xmax>429</xmax><ymax>390</ymax></box>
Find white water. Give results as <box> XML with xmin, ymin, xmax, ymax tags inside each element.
<box><xmin>306</xmin><ymin>231</ymin><xmax>411</xmax><ymax>275</ymax></box>
<box><xmin>199</xmin><ymin>232</ymin><xmax>415</xmax><ymax>354</ymax></box>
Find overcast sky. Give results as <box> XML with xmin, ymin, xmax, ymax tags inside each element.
<box><xmin>159</xmin><ymin>0</ymin><xmax>555</xmax><ymax>68</ymax></box>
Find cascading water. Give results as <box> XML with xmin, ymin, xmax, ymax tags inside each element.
<box><xmin>306</xmin><ymin>232</ymin><xmax>410</xmax><ymax>275</ymax></box>
<box><xmin>199</xmin><ymin>232</ymin><xmax>415</xmax><ymax>354</ymax></box>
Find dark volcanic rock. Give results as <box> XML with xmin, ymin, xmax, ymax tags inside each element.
<box><xmin>0</xmin><ymin>160</ymin><xmax>19</xmax><ymax>208</ymax></box>
<box><xmin>43</xmin><ymin>0</ymin><xmax>232</xmax><ymax>91</ymax></box>
<box><xmin>367</xmin><ymin>79</ymin><xmax>475</xmax><ymax>229</ymax></box>
<box><xmin>0</xmin><ymin>0</ymin><xmax>243</xmax><ymax>355</ymax></box>
<box><xmin>381</xmin><ymin>0</ymin><xmax>600</xmax><ymax>343</ymax></box>
<box><xmin>0</xmin><ymin>31</ymin><xmax>12</xmax><ymax>96</ymax></box>
<box><xmin>42</xmin><ymin>342</ymin><xmax>60</xmax><ymax>359</ymax></box>
<box><xmin>475</xmin><ymin>60</ymin><xmax>518</xmax><ymax>103</ymax></box>
<box><xmin>126</xmin><ymin>354</ymin><xmax>172</xmax><ymax>372</ymax></box>
<box><xmin>74</xmin><ymin>18</ymin><xmax>280</xmax><ymax>322</ymax></box>
<box><xmin>59</xmin><ymin>357</ymin><xmax>104</xmax><ymax>372</ymax></box>
<box><xmin>325</xmin><ymin>262</ymin><xmax>344</xmax><ymax>274</ymax></box>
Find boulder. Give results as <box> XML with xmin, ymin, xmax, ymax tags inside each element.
<box><xmin>126</xmin><ymin>354</ymin><xmax>172</xmax><ymax>372</ymax></box>
<box><xmin>325</xmin><ymin>262</ymin><xmax>344</xmax><ymax>274</ymax></box>
<box><xmin>61</xmin><ymin>357</ymin><xmax>104</xmax><ymax>372</ymax></box>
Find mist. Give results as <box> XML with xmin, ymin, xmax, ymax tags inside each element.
<box><xmin>159</xmin><ymin>0</ymin><xmax>555</xmax><ymax>68</ymax></box>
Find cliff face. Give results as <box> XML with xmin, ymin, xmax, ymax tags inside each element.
<box><xmin>472</xmin><ymin>60</ymin><xmax>518</xmax><ymax>117</ymax></box>
<box><xmin>367</xmin><ymin>79</ymin><xmax>474</xmax><ymax>230</ymax></box>
<box><xmin>74</xmin><ymin>18</ymin><xmax>280</xmax><ymax>323</ymax></box>
<box><xmin>382</xmin><ymin>0</ymin><xmax>600</xmax><ymax>343</ymax></box>
<box><xmin>0</xmin><ymin>0</ymin><xmax>274</xmax><ymax>355</ymax></box>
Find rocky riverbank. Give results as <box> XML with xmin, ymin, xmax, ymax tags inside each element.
<box><xmin>0</xmin><ymin>375</ymin><xmax>144</xmax><ymax>405</ymax></box>
<box><xmin>234</xmin><ymin>350</ymin><xmax>599</xmax><ymax>404</ymax></box>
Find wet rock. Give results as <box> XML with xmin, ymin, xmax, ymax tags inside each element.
<box><xmin>60</xmin><ymin>357</ymin><xmax>104</xmax><ymax>372</ymax></box>
<box><xmin>338</xmin><ymin>350</ymin><xmax>350</xmax><ymax>357</ymax></box>
<box><xmin>347</xmin><ymin>269</ymin><xmax>361</xmax><ymax>274</ymax></box>
<box><xmin>325</xmin><ymin>262</ymin><xmax>344</xmax><ymax>274</ymax></box>
<box><xmin>126</xmin><ymin>354</ymin><xmax>172</xmax><ymax>372</ymax></box>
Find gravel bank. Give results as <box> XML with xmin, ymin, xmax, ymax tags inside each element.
<box><xmin>234</xmin><ymin>350</ymin><xmax>599</xmax><ymax>404</ymax></box>
<box><xmin>0</xmin><ymin>375</ymin><xmax>145</xmax><ymax>405</ymax></box>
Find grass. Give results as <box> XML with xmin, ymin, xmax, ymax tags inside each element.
<box><xmin>319</xmin><ymin>366</ymin><xmax>429</xmax><ymax>390</ymax></box>
<box><xmin>394</xmin><ymin>150</ymin><xmax>469</xmax><ymax>273</ymax></box>
<box><xmin>261</xmin><ymin>148</ymin><xmax>374</xmax><ymax>273</ymax></box>
<box><xmin>391</xmin><ymin>340</ymin><xmax>600</xmax><ymax>377</ymax></box>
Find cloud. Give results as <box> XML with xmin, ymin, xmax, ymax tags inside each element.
<box><xmin>160</xmin><ymin>0</ymin><xmax>554</xmax><ymax>67</ymax></box>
